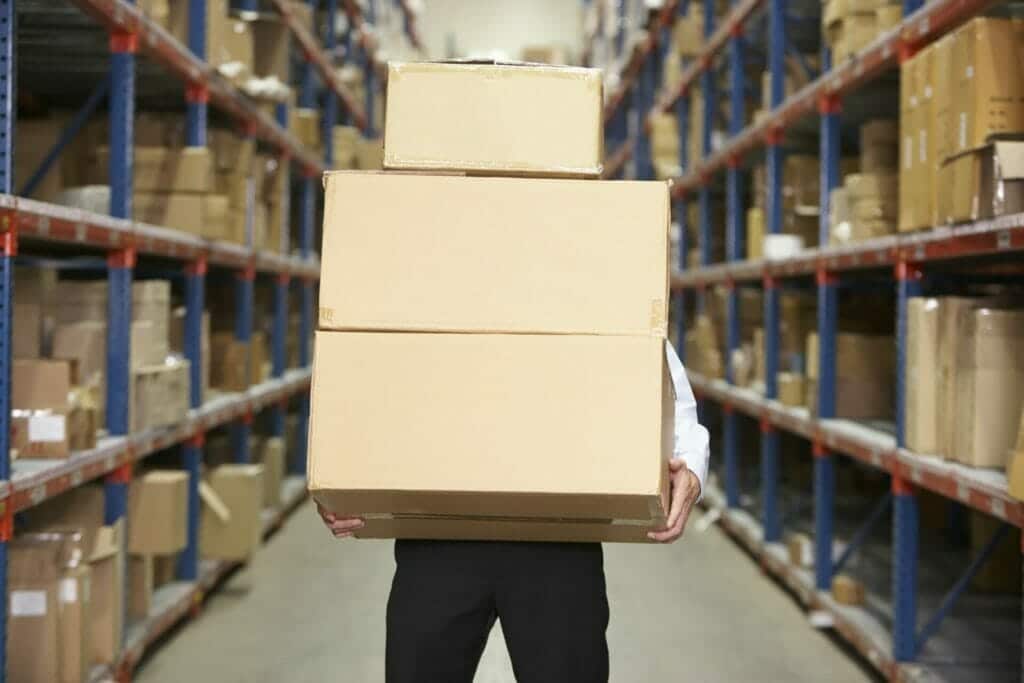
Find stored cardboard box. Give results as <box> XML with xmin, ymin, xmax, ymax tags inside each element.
<box><xmin>384</xmin><ymin>62</ymin><xmax>603</xmax><ymax>177</ymax></box>
<box><xmin>90</xmin><ymin>520</ymin><xmax>124</xmax><ymax>665</ymax></box>
<box><xmin>8</xmin><ymin>535</ymin><xmax>64</xmax><ymax>683</ymax></box>
<box><xmin>200</xmin><ymin>464</ymin><xmax>264</xmax><ymax>561</ymax></box>
<box><xmin>953</xmin><ymin>308</ymin><xmax>1024</xmax><ymax>468</ymax></box>
<box><xmin>13</xmin><ymin>302</ymin><xmax>42</xmax><ymax>358</ymax></box>
<box><xmin>942</xmin><ymin>139</ymin><xmax>1024</xmax><ymax>223</ymax></box>
<box><xmin>261</xmin><ymin>436</ymin><xmax>286</xmax><ymax>507</ymax></box>
<box><xmin>128</xmin><ymin>470</ymin><xmax>189</xmax><ymax>555</ymax></box>
<box><xmin>320</xmin><ymin>173</ymin><xmax>668</xmax><ymax>336</ymax></box>
<box><xmin>96</xmin><ymin>146</ymin><xmax>212</xmax><ymax>193</ymax></box>
<box><xmin>905</xmin><ymin>298</ymin><xmax>941</xmax><ymax>454</ymax></box>
<box><xmin>127</xmin><ymin>554</ymin><xmax>153</xmax><ymax>621</ymax></box>
<box><xmin>310</xmin><ymin>332</ymin><xmax>672</xmax><ymax>529</ymax></box>
<box><xmin>131</xmin><ymin>359</ymin><xmax>190</xmax><ymax>432</ymax></box>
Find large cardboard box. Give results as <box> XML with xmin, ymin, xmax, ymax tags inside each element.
<box><xmin>200</xmin><ymin>464</ymin><xmax>264</xmax><ymax>561</ymax></box>
<box><xmin>261</xmin><ymin>436</ymin><xmax>286</xmax><ymax>507</ymax></box>
<box><xmin>8</xmin><ymin>533</ymin><xmax>70</xmax><ymax>683</ymax></box>
<box><xmin>320</xmin><ymin>173</ymin><xmax>668</xmax><ymax>336</ymax></box>
<box><xmin>942</xmin><ymin>140</ymin><xmax>1024</xmax><ymax>223</ymax></box>
<box><xmin>131</xmin><ymin>358</ymin><xmax>190</xmax><ymax>432</ymax></box>
<box><xmin>384</xmin><ymin>62</ymin><xmax>603</xmax><ymax>177</ymax></box>
<box><xmin>905</xmin><ymin>298</ymin><xmax>941</xmax><ymax>454</ymax></box>
<box><xmin>309</xmin><ymin>332</ymin><xmax>672</xmax><ymax>535</ymax></box>
<box><xmin>898</xmin><ymin>48</ymin><xmax>925</xmax><ymax>232</ymax></box>
<box><xmin>128</xmin><ymin>470</ymin><xmax>189</xmax><ymax>555</ymax></box>
<box><xmin>96</xmin><ymin>146</ymin><xmax>212</xmax><ymax>193</ymax></box>
<box><xmin>806</xmin><ymin>332</ymin><xmax>894</xmax><ymax>419</ymax></box>
<box><xmin>952</xmin><ymin>308</ymin><xmax>1024</xmax><ymax>468</ymax></box>
<box><xmin>950</xmin><ymin>18</ymin><xmax>1024</xmax><ymax>156</ymax></box>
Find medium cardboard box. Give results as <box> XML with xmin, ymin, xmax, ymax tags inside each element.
<box><xmin>13</xmin><ymin>302</ymin><xmax>42</xmax><ymax>358</ymax></box>
<box><xmin>127</xmin><ymin>554</ymin><xmax>153</xmax><ymax>621</ymax></box>
<box><xmin>52</xmin><ymin>321</ymin><xmax>106</xmax><ymax>388</ymax></box>
<box><xmin>261</xmin><ymin>436</ymin><xmax>285</xmax><ymax>507</ymax></box>
<box><xmin>131</xmin><ymin>359</ymin><xmax>190</xmax><ymax>433</ymax></box>
<box><xmin>951</xmin><ymin>18</ymin><xmax>1024</xmax><ymax>156</ymax></box>
<box><xmin>331</xmin><ymin>125</ymin><xmax>360</xmax><ymax>169</ymax></box>
<box><xmin>210</xmin><ymin>333</ymin><xmax>249</xmax><ymax>391</ymax></box>
<box><xmin>96</xmin><ymin>146</ymin><xmax>212</xmax><ymax>193</ymax></box>
<box><xmin>931</xmin><ymin>35</ymin><xmax>955</xmax><ymax>224</ymax></box>
<box><xmin>13</xmin><ymin>358</ymin><xmax>71</xmax><ymax>411</ymax></box>
<box><xmin>905</xmin><ymin>298</ymin><xmax>941</xmax><ymax>454</ymax></box>
<box><xmin>200</xmin><ymin>464</ymin><xmax>264</xmax><ymax>561</ymax></box>
<box><xmin>209</xmin><ymin>129</ymin><xmax>255</xmax><ymax>175</ymax></box>
<box><xmin>898</xmin><ymin>48</ymin><xmax>928</xmax><ymax>232</ymax></box>
<box><xmin>128</xmin><ymin>470</ymin><xmax>189</xmax><ymax>555</ymax></box>
<box><xmin>89</xmin><ymin>520</ymin><xmax>124</xmax><ymax>665</ymax></box>
<box><xmin>807</xmin><ymin>377</ymin><xmax>894</xmax><ymax>420</ymax></box>
<box><xmin>291</xmin><ymin>108</ymin><xmax>321</xmax><ymax>151</ymax></box>
<box><xmin>309</xmin><ymin>332</ymin><xmax>672</xmax><ymax>534</ymax></box>
<box><xmin>953</xmin><ymin>308</ymin><xmax>1024</xmax><ymax>468</ymax></box>
<box><xmin>355</xmin><ymin>137</ymin><xmax>384</xmax><ymax>170</ymax></box>
<box><xmin>320</xmin><ymin>173</ymin><xmax>668</xmax><ymax>336</ymax></box>
<box><xmin>806</xmin><ymin>331</ymin><xmax>895</xmax><ymax>381</ymax></box>
<box><xmin>134</xmin><ymin>192</ymin><xmax>203</xmax><ymax>233</ymax></box>
<box><xmin>787</xmin><ymin>533</ymin><xmax>813</xmax><ymax>567</ymax></box>
<box><xmin>215</xmin><ymin>19</ymin><xmax>254</xmax><ymax>85</ymax></box>
<box><xmin>384</xmin><ymin>61</ymin><xmax>603</xmax><ymax>177</ymax></box>
<box><xmin>942</xmin><ymin>140</ymin><xmax>1024</xmax><ymax>223</ymax></box>
<box><xmin>937</xmin><ymin>297</ymin><xmax>994</xmax><ymax>459</ymax></box>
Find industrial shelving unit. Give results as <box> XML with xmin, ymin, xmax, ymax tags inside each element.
<box><xmin>0</xmin><ymin>1</ymin><xmax>418</xmax><ymax>680</ymax></box>
<box><xmin>591</xmin><ymin>0</ymin><xmax>1024</xmax><ymax>679</ymax></box>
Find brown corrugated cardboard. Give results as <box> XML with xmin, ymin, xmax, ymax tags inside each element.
<box><xmin>1008</xmin><ymin>448</ymin><xmax>1024</xmax><ymax>500</ymax></box>
<box><xmin>200</xmin><ymin>464</ymin><xmax>264</xmax><ymax>561</ymax></box>
<box><xmin>905</xmin><ymin>298</ymin><xmax>941</xmax><ymax>454</ymax></box>
<box><xmin>951</xmin><ymin>18</ymin><xmax>1024</xmax><ymax>155</ymax></box>
<box><xmin>320</xmin><ymin>173</ymin><xmax>669</xmax><ymax>336</ymax></box>
<box><xmin>310</xmin><ymin>332</ymin><xmax>672</xmax><ymax>530</ymax></box>
<box><xmin>899</xmin><ymin>48</ymin><xmax>926</xmax><ymax>232</ymax></box>
<box><xmin>89</xmin><ymin>520</ymin><xmax>124</xmax><ymax>665</ymax></box>
<box><xmin>96</xmin><ymin>146</ymin><xmax>211</xmax><ymax>193</ymax></box>
<box><xmin>953</xmin><ymin>308</ymin><xmax>1024</xmax><ymax>468</ymax></box>
<box><xmin>23</xmin><ymin>485</ymin><xmax>106</xmax><ymax>551</ymax></box>
<box><xmin>209</xmin><ymin>129</ymin><xmax>255</xmax><ymax>175</ymax></box>
<box><xmin>13</xmin><ymin>302</ymin><xmax>42</xmax><ymax>358</ymax></box>
<box><xmin>127</xmin><ymin>554</ymin><xmax>153</xmax><ymax>621</ymax></box>
<box><xmin>931</xmin><ymin>35</ymin><xmax>954</xmax><ymax>224</ymax></box>
<box><xmin>13</xmin><ymin>358</ymin><xmax>71</xmax><ymax>411</ymax></box>
<box><xmin>832</xmin><ymin>574</ymin><xmax>865</xmax><ymax>605</ymax></box>
<box><xmin>937</xmin><ymin>297</ymin><xmax>994</xmax><ymax>459</ymax></box>
<box><xmin>131</xmin><ymin>359</ymin><xmax>190</xmax><ymax>432</ymax></box>
<box><xmin>356</xmin><ymin>516</ymin><xmax>657</xmax><ymax>543</ymax></box>
<box><xmin>747</xmin><ymin>207</ymin><xmax>765</xmax><ymax>260</ymax></box>
<box><xmin>128</xmin><ymin>471</ymin><xmax>189</xmax><ymax>555</ymax></box>
<box><xmin>210</xmin><ymin>333</ymin><xmax>249</xmax><ymax>391</ymax></box>
<box><xmin>58</xmin><ymin>563</ymin><xmax>91</xmax><ymax>683</ymax></box>
<box><xmin>384</xmin><ymin>62</ymin><xmax>603</xmax><ymax>177</ymax></box>
<box><xmin>261</xmin><ymin>437</ymin><xmax>285</xmax><ymax>507</ymax></box>
<box><xmin>52</xmin><ymin>321</ymin><xmax>106</xmax><ymax>388</ymax></box>
<box><xmin>942</xmin><ymin>139</ymin><xmax>1024</xmax><ymax>222</ymax></box>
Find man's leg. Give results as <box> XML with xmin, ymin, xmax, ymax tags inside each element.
<box><xmin>494</xmin><ymin>542</ymin><xmax>610</xmax><ymax>683</ymax></box>
<box><xmin>386</xmin><ymin>540</ymin><xmax>497</xmax><ymax>683</ymax></box>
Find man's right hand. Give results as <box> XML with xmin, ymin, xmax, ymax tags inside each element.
<box><xmin>317</xmin><ymin>503</ymin><xmax>365</xmax><ymax>539</ymax></box>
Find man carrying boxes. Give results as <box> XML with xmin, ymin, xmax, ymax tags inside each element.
<box><xmin>309</xmin><ymin>61</ymin><xmax>710</xmax><ymax>683</ymax></box>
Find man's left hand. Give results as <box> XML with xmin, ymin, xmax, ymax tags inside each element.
<box><xmin>648</xmin><ymin>459</ymin><xmax>701</xmax><ymax>543</ymax></box>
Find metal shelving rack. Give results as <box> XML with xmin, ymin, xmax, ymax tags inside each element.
<box><xmin>592</xmin><ymin>0</ymin><xmax>1023</xmax><ymax>679</ymax></box>
<box><xmin>0</xmin><ymin>1</ymin><xmax>417</xmax><ymax>680</ymax></box>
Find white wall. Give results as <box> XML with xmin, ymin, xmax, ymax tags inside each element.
<box><xmin>418</xmin><ymin>0</ymin><xmax>583</xmax><ymax>61</ymax></box>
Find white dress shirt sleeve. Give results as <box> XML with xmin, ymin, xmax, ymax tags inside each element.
<box><xmin>665</xmin><ymin>341</ymin><xmax>710</xmax><ymax>501</ymax></box>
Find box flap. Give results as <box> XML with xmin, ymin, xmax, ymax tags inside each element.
<box><xmin>199</xmin><ymin>481</ymin><xmax>232</xmax><ymax>524</ymax></box>
<box><xmin>992</xmin><ymin>141</ymin><xmax>1024</xmax><ymax>180</ymax></box>
<box><xmin>89</xmin><ymin>520</ymin><xmax>122</xmax><ymax>563</ymax></box>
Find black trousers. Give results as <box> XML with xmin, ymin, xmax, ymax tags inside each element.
<box><xmin>385</xmin><ymin>540</ymin><xmax>609</xmax><ymax>683</ymax></box>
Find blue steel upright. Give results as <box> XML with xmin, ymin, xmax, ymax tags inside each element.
<box><xmin>293</xmin><ymin>177</ymin><xmax>316</xmax><ymax>475</ymax></box>
<box><xmin>231</xmin><ymin>266</ymin><xmax>255</xmax><ymax>464</ymax></box>
<box><xmin>322</xmin><ymin>0</ymin><xmax>338</xmax><ymax>166</ymax></box>
<box><xmin>0</xmin><ymin>3</ymin><xmax>12</xmax><ymax>674</ymax></box>
<box><xmin>272</xmin><ymin>273</ymin><xmax>289</xmax><ymax>439</ymax></box>
<box><xmin>697</xmin><ymin>0</ymin><xmax>716</xmax><ymax>289</ymax></box>
<box><xmin>761</xmin><ymin>0</ymin><xmax>786</xmax><ymax>543</ymax></box>
<box><xmin>633</xmin><ymin>52</ymin><xmax>656</xmax><ymax>181</ymax></box>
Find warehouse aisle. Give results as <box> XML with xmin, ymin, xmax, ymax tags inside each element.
<box><xmin>136</xmin><ymin>502</ymin><xmax>874</xmax><ymax>682</ymax></box>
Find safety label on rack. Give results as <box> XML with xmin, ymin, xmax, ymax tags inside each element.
<box><xmin>10</xmin><ymin>590</ymin><xmax>47</xmax><ymax>617</ymax></box>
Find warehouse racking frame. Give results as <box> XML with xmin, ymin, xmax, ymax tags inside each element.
<box><xmin>591</xmin><ymin>0</ymin><xmax>1024</xmax><ymax>679</ymax></box>
<box><xmin>0</xmin><ymin>1</ymin><xmax>418</xmax><ymax>680</ymax></box>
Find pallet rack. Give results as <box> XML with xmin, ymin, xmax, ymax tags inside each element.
<box><xmin>591</xmin><ymin>0</ymin><xmax>1023</xmax><ymax>679</ymax></box>
<box><xmin>0</xmin><ymin>1</ymin><xmax>417</xmax><ymax>680</ymax></box>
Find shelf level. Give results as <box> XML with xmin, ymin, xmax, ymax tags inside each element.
<box><xmin>671</xmin><ymin>212</ymin><xmax>1024</xmax><ymax>288</ymax></box>
<box><xmin>689</xmin><ymin>372</ymin><xmax>1024</xmax><ymax>527</ymax></box>
<box><xmin>8</xmin><ymin>369</ymin><xmax>312</xmax><ymax>513</ymax></box>
<box><xmin>1</xmin><ymin>195</ymin><xmax>320</xmax><ymax>278</ymax></box>
<box><xmin>67</xmin><ymin>0</ymin><xmax>325</xmax><ymax>175</ymax></box>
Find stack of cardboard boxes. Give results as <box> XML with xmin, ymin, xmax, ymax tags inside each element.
<box><xmin>901</xmin><ymin>18</ymin><xmax>1024</xmax><ymax>231</ymax></box>
<box><xmin>822</xmin><ymin>0</ymin><xmax>902</xmax><ymax>63</ymax></box>
<box><xmin>905</xmin><ymin>297</ymin><xmax>1024</xmax><ymax>472</ymax></box>
<box><xmin>752</xmin><ymin>155</ymin><xmax>821</xmax><ymax>251</ymax></box>
<box><xmin>310</xmin><ymin>61</ymin><xmax>674</xmax><ymax>543</ymax></box>
<box><xmin>126</xmin><ymin>471</ymin><xmax>190</xmax><ymax>620</ymax></box>
<box><xmin>16</xmin><ymin>486</ymin><xmax>126</xmax><ymax>680</ymax></box>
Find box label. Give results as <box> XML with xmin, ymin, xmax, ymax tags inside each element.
<box><xmin>10</xmin><ymin>590</ymin><xmax>46</xmax><ymax>617</ymax></box>
<box><xmin>59</xmin><ymin>578</ymin><xmax>78</xmax><ymax>604</ymax></box>
<box><xmin>28</xmin><ymin>414</ymin><xmax>66</xmax><ymax>443</ymax></box>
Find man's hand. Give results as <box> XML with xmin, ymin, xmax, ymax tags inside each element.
<box><xmin>317</xmin><ymin>503</ymin><xmax>365</xmax><ymax>539</ymax></box>
<box><xmin>648</xmin><ymin>459</ymin><xmax>701</xmax><ymax>543</ymax></box>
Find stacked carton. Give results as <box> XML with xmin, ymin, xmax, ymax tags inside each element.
<box><xmin>125</xmin><ymin>470</ymin><xmax>189</xmax><ymax>619</ymax></box>
<box><xmin>905</xmin><ymin>297</ymin><xmax>1024</xmax><ymax>468</ymax></box>
<box><xmin>822</xmin><ymin>0</ymin><xmax>902</xmax><ymax>63</ymax></box>
<box><xmin>310</xmin><ymin>62</ymin><xmax>674</xmax><ymax>543</ymax></box>
<box><xmin>805</xmin><ymin>331</ymin><xmax>895</xmax><ymax>419</ymax></box>
<box><xmin>842</xmin><ymin>171</ymin><xmax>898</xmax><ymax>242</ymax></box>
<box><xmin>200</xmin><ymin>464</ymin><xmax>265</xmax><ymax>561</ymax></box>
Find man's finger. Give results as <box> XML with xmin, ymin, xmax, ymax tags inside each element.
<box><xmin>330</xmin><ymin>519</ymin><xmax>365</xmax><ymax>532</ymax></box>
<box><xmin>665</xmin><ymin>470</ymin><xmax>689</xmax><ymax>530</ymax></box>
<box><xmin>332</xmin><ymin>530</ymin><xmax>355</xmax><ymax>539</ymax></box>
<box><xmin>668</xmin><ymin>458</ymin><xmax>685</xmax><ymax>472</ymax></box>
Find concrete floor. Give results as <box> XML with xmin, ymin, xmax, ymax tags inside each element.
<box><xmin>136</xmin><ymin>502</ymin><xmax>875</xmax><ymax>682</ymax></box>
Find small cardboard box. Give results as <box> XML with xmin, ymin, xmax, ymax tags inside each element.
<box><xmin>96</xmin><ymin>145</ymin><xmax>212</xmax><ymax>193</ymax></box>
<box><xmin>309</xmin><ymin>332</ymin><xmax>673</xmax><ymax>540</ymax></box>
<box><xmin>319</xmin><ymin>173</ymin><xmax>669</xmax><ymax>336</ymax></box>
<box><xmin>131</xmin><ymin>359</ymin><xmax>190</xmax><ymax>433</ymax></box>
<box><xmin>200</xmin><ymin>464</ymin><xmax>264</xmax><ymax>561</ymax></box>
<box><xmin>128</xmin><ymin>470</ymin><xmax>189</xmax><ymax>555</ymax></box>
<box><xmin>384</xmin><ymin>61</ymin><xmax>603</xmax><ymax>177</ymax></box>
<box><xmin>941</xmin><ymin>139</ymin><xmax>1024</xmax><ymax>223</ymax></box>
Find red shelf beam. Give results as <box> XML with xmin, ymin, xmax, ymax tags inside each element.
<box><xmin>69</xmin><ymin>0</ymin><xmax>325</xmax><ymax>174</ymax></box>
